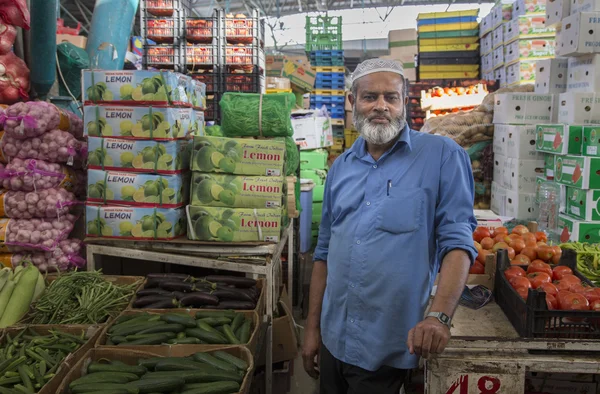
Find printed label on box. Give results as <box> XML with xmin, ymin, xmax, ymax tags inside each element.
<box><xmin>535</xmin><ymin>124</ymin><xmax>582</xmax><ymax>155</ymax></box>
<box><xmin>565</xmin><ymin>187</ymin><xmax>600</xmax><ymax>221</ymax></box>
<box><xmin>555</xmin><ymin>155</ymin><xmax>600</xmax><ymax>189</ymax></box>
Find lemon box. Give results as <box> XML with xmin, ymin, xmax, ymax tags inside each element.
<box><xmin>87</xmin><ymin>137</ymin><xmax>190</xmax><ymax>174</ymax></box>
<box><xmin>191</xmin><ymin>173</ymin><xmax>284</xmax><ymax>209</ymax></box>
<box><xmin>82</xmin><ymin>70</ymin><xmax>190</xmax><ymax>107</ymax></box>
<box><xmin>83</xmin><ymin>106</ymin><xmax>199</xmax><ymax>139</ymax></box>
<box><xmin>191</xmin><ymin>136</ymin><xmax>285</xmax><ymax>176</ymax></box>
<box><xmin>86</xmin><ymin>204</ymin><xmax>186</xmax><ymax>239</ymax></box>
<box><xmin>188</xmin><ymin>78</ymin><xmax>206</xmax><ymax>110</ymax></box>
<box><xmin>187</xmin><ymin>205</ymin><xmax>282</xmax><ymax>242</ymax></box>
<box><xmin>88</xmin><ymin>169</ymin><xmax>189</xmax><ymax>207</ymax></box>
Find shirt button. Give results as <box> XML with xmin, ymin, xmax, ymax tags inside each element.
<box><xmin>350</xmin><ymin>319</ymin><xmax>355</xmax><ymax>323</ymax></box>
<box><xmin>356</xmin><ymin>240</ymin><xmax>361</xmax><ymax>245</ymax></box>
<box><xmin>366</xmin><ymin>201</ymin><xmax>371</xmax><ymax>206</ymax></box>
<box><xmin>373</xmin><ymin>165</ymin><xmax>378</xmax><ymax>169</ymax></box>
<box><xmin>350</xmin><ymin>283</ymin><xmax>355</xmax><ymax>288</ymax></box>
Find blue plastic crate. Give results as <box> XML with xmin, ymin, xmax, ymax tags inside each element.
<box><xmin>316</xmin><ymin>72</ymin><xmax>345</xmax><ymax>80</ymax></box>
<box><xmin>309</xmin><ymin>57</ymin><xmax>344</xmax><ymax>67</ymax></box>
<box><xmin>311</xmin><ymin>103</ymin><xmax>344</xmax><ymax>118</ymax></box>
<box><xmin>299</xmin><ymin>189</ymin><xmax>314</xmax><ymax>253</ymax></box>
<box><xmin>310</xmin><ymin>50</ymin><xmax>344</xmax><ymax>57</ymax></box>
<box><xmin>315</xmin><ymin>80</ymin><xmax>345</xmax><ymax>89</ymax></box>
<box><xmin>310</xmin><ymin>94</ymin><xmax>345</xmax><ymax>105</ymax></box>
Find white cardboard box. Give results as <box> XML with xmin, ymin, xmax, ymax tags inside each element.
<box><xmin>556</xmin><ymin>12</ymin><xmax>600</xmax><ymax>56</ymax></box>
<box><xmin>493</xmin><ymin>25</ymin><xmax>504</xmax><ymax>49</ymax></box>
<box><xmin>482</xmin><ymin>52</ymin><xmax>494</xmax><ymax>73</ymax></box>
<box><xmin>504</xmin><ymin>15</ymin><xmax>556</xmax><ymax>43</ymax></box>
<box><xmin>513</xmin><ymin>0</ymin><xmax>546</xmax><ymax>17</ymax></box>
<box><xmin>504</xmin><ymin>38</ymin><xmax>556</xmax><ymax>65</ymax></box>
<box><xmin>506</xmin><ymin>60</ymin><xmax>537</xmax><ymax>86</ymax></box>
<box><xmin>483</xmin><ymin>71</ymin><xmax>495</xmax><ymax>81</ymax></box>
<box><xmin>492</xmin><ymin>3</ymin><xmax>504</xmax><ymax>28</ymax></box>
<box><xmin>546</xmin><ymin>0</ymin><xmax>570</xmax><ymax>26</ymax></box>
<box><xmin>571</xmin><ymin>0</ymin><xmax>600</xmax><ymax>15</ymax></box>
<box><xmin>567</xmin><ymin>53</ymin><xmax>600</xmax><ymax>92</ymax></box>
<box><xmin>291</xmin><ymin>110</ymin><xmax>333</xmax><ymax>150</ymax></box>
<box><xmin>480</xmin><ymin>13</ymin><xmax>493</xmax><ymax>37</ymax></box>
<box><xmin>557</xmin><ymin>91</ymin><xmax>600</xmax><ymax>124</ymax></box>
<box><xmin>493</xmin><ymin>92</ymin><xmax>554</xmax><ymax>124</ymax></box>
<box><xmin>495</xmin><ymin>66</ymin><xmax>507</xmax><ymax>86</ymax></box>
<box><xmin>491</xmin><ymin>181</ymin><xmax>508</xmax><ymax>214</ymax></box>
<box><xmin>498</xmin><ymin>124</ymin><xmax>544</xmax><ymax>159</ymax></box>
<box><xmin>534</xmin><ymin>58</ymin><xmax>568</xmax><ymax>93</ymax></box>
<box><xmin>503</xmin><ymin>157</ymin><xmax>546</xmax><ymax>192</ymax></box>
<box><xmin>493</xmin><ymin>154</ymin><xmax>506</xmax><ymax>183</ymax></box>
<box><xmin>481</xmin><ymin>33</ymin><xmax>493</xmax><ymax>54</ymax></box>
<box><xmin>505</xmin><ymin>189</ymin><xmax>539</xmax><ymax>220</ymax></box>
<box><xmin>493</xmin><ymin>45</ymin><xmax>505</xmax><ymax>70</ymax></box>
<box><xmin>493</xmin><ymin>124</ymin><xmax>508</xmax><ymax>156</ymax></box>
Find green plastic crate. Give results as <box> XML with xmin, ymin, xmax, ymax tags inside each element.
<box><xmin>418</xmin><ymin>29</ymin><xmax>479</xmax><ymax>39</ymax></box>
<box><xmin>300</xmin><ymin>150</ymin><xmax>329</xmax><ymax>170</ymax></box>
<box><xmin>306</xmin><ymin>15</ymin><xmax>343</xmax><ymax>52</ymax></box>
<box><xmin>313</xmin><ymin>184</ymin><xmax>325</xmax><ymax>202</ymax></box>
<box><xmin>300</xmin><ymin>169</ymin><xmax>327</xmax><ymax>185</ymax></box>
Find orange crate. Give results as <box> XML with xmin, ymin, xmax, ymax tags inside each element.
<box><xmin>186</xmin><ymin>45</ymin><xmax>214</xmax><ymax>65</ymax></box>
<box><xmin>146</xmin><ymin>0</ymin><xmax>175</xmax><ymax>17</ymax></box>
<box><xmin>147</xmin><ymin>46</ymin><xmax>175</xmax><ymax>65</ymax></box>
<box><xmin>186</xmin><ymin>19</ymin><xmax>215</xmax><ymax>44</ymax></box>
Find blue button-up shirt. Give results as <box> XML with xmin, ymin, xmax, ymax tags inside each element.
<box><xmin>314</xmin><ymin>125</ymin><xmax>477</xmax><ymax>371</ymax></box>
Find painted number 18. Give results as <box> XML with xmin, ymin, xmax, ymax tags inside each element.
<box><xmin>445</xmin><ymin>375</ymin><xmax>502</xmax><ymax>394</ymax></box>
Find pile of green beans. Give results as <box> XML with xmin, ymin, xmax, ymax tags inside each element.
<box><xmin>28</xmin><ymin>271</ymin><xmax>140</xmax><ymax>325</ymax></box>
<box><xmin>0</xmin><ymin>328</ymin><xmax>86</xmax><ymax>393</ymax></box>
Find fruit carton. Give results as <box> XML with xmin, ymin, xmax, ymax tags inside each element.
<box><xmin>564</xmin><ymin>186</ymin><xmax>600</xmax><ymax>221</ymax></box>
<box><xmin>554</xmin><ymin>155</ymin><xmax>600</xmax><ymax>189</ymax></box>
<box><xmin>82</xmin><ymin>70</ymin><xmax>190</xmax><ymax>107</ymax></box>
<box><xmin>190</xmin><ymin>173</ymin><xmax>284</xmax><ymax>209</ymax></box>
<box><xmin>88</xmin><ymin>169</ymin><xmax>189</xmax><ymax>207</ymax></box>
<box><xmin>558</xmin><ymin>213</ymin><xmax>600</xmax><ymax>243</ymax></box>
<box><xmin>535</xmin><ymin>124</ymin><xmax>583</xmax><ymax>155</ymax></box>
<box><xmin>187</xmin><ymin>205</ymin><xmax>282</xmax><ymax>242</ymax></box>
<box><xmin>87</xmin><ymin>137</ymin><xmax>190</xmax><ymax>174</ymax></box>
<box><xmin>188</xmin><ymin>78</ymin><xmax>206</xmax><ymax>110</ymax></box>
<box><xmin>86</xmin><ymin>204</ymin><xmax>186</xmax><ymax>239</ymax></box>
<box><xmin>582</xmin><ymin>125</ymin><xmax>600</xmax><ymax>157</ymax></box>
<box><xmin>544</xmin><ymin>153</ymin><xmax>555</xmax><ymax>178</ymax></box>
<box><xmin>191</xmin><ymin>136</ymin><xmax>285</xmax><ymax>176</ymax></box>
<box><xmin>83</xmin><ymin>106</ymin><xmax>199</xmax><ymax>139</ymax></box>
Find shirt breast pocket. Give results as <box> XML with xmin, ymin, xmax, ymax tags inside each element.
<box><xmin>376</xmin><ymin>187</ymin><xmax>424</xmax><ymax>234</ymax></box>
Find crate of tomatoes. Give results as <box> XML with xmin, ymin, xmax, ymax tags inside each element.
<box><xmin>487</xmin><ymin>228</ymin><xmax>600</xmax><ymax>339</ymax></box>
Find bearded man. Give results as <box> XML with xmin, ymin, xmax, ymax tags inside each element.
<box><xmin>302</xmin><ymin>59</ymin><xmax>478</xmax><ymax>393</ymax></box>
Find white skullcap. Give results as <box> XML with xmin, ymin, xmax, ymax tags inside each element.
<box><xmin>352</xmin><ymin>58</ymin><xmax>405</xmax><ymax>82</ymax></box>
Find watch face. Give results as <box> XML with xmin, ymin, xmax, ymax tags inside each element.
<box><xmin>440</xmin><ymin>314</ymin><xmax>450</xmax><ymax>323</ymax></box>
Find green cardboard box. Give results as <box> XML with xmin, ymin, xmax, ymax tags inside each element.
<box><xmin>564</xmin><ymin>187</ymin><xmax>600</xmax><ymax>221</ymax></box>
<box><xmin>558</xmin><ymin>213</ymin><xmax>600</xmax><ymax>243</ymax></box>
<box><xmin>535</xmin><ymin>124</ymin><xmax>582</xmax><ymax>155</ymax></box>
<box><xmin>554</xmin><ymin>155</ymin><xmax>600</xmax><ymax>189</ymax></box>
<box><xmin>582</xmin><ymin>125</ymin><xmax>600</xmax><ymax>157</ymax></box>
<box><xmin>544</xmin><ymin>154</ymin><xmax>555</xmax><ymax>178</ymax></box>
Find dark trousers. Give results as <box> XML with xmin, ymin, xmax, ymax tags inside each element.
<box><xmin>319</xmin><ymin>344</ymin><xmax>407</xmax><ymax>394</ymax></box>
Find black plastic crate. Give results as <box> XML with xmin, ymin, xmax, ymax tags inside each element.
<box><xmin>418</xmin><ymin>51</ymin><xmax>480</xmax><ymax>60</ymax></box>
<box><xmin>190</xmin><ymin>69</ymin><xmax>219</xmax><ymax>93</ymax></box>
<box><xmin>223</xmin><ymin>11</ymin><xmax>264</xmax><ymax>46</ymax></box>
<box><xmin>495</xmin><ymin>249</ymin><xmax>600</xmax><ymax>339</ymax></box>
<box><xmin>185</xmin><ymin>17</ymin><xmax>218</xmax><ymax>44</ymax></box>
<box><xmin>222</xmin><ymin>72</ymin><xmax>264</xmax><ymax>93</ymax></box>
<box><xmin>204</xmin><ymin>93</ymin><xmax>220</xmax><ymax>122</ymax></box>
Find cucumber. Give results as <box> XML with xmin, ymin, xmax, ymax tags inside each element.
<box><xmin>112</xmin><ymin>335</ymin><xmax>128</xmax><ymax>344</ymax></box>
<box><xmin>115</xmin><ymin>313</ymin><xmax>148</xmax><ymax>324</ymax></box>
<box><xmin>136</xmin><ymin>323</ymin><xmax>186</xmax><ymax>335</ymax></box>
<box><xmin>212</xmin><ymin>351</ymin><xmax>248</xmax><ymax>371</ymax></box>
<box><xmin>197</xmin><ymin>317</ymin><xmax>232</xmax><ymax>326</ymax></box>
<box><xmin>167</xmin><ymin>337</ymin><xmax>201</xmax><ymax>344</ymax></box>
<box><xmin>230</xmin><ymin>313</ymin><xmax>244</xmax><ymax>332</ymax></box>
<box><xmin>88</xmin><ymin>362</ymin><xmax>147</xmax><ymax>376</ymax></box>
<box><xmin>185</xmin><ymin>328</ymin><xmax>228</xmax><ymax>344</ymax></box>
<box><xmin>160</xmin><ymin>314</ymin><xmax>197</xmax><ymax>327</ymax></box>
<box><xmin>138</xmin><ymin>357</ymin><xmax>181</xmax><ymax>370</ymax></box>
<box><xmin>222</xmin><ymin>324</ymin><xmax>240</xmax><ymax>344</ymax></box>
<box><xmin>142</xmin><ymin>370</ymin><xmax>242</xmax><ymax>384</ymax></box>
<box><xmin>122</xmin><ymin>333</ymin><xmax>176</xmax><ymax>345</ymax></box>
<box><xmin>177</xmin><ymin>331</ymin><xmax>186</xmax><ymax>339</ymax></box>
<box><xmin>127</xmin><ymin>377</ymin><xmax>185</xmax><ymax>393</ymax></box>
<box><xmin>70</xmin><ymin>383</ymin><xmax>139</xmax><ymax>393</ymax></box>
<box><xmin>70</xmin><ymin>372</ymin><xmax>139</xmax><ymax>387</ymax></box>
<box><xmin>109</xmin><ymin>315</ymin><xmax>160</xmax><ymax>332</ymax></box>
<box><xmin>195</xmin><ymin>310</ymin><xmax>237</xmax><ymax>319</ymax></box>
<box><xmin>196</xmin><ymin>321</ymin><xmax>227</xmax><ymax>338</ymax></box>
<box><xmin>191</xmin><ymin>353</ymin><xmax>237</xmax><ymax>372</ymax></box>
<box><xmin>72</xmin><ymin>391</ymin><xmax>135</xmax><ymax>394</ymax></box>
<box><xmin>155</xmin><ymin>359</ymin><xmax>212</xmax><ymax>372</ymax></box>
<box><xmin>111</xmin><ymin>321</ymin><xmax>167</xmax><ymax>337</ymax></box>
<box><xmin>181</xmin><ymin>381</ymin><xmax>240</xmax><ymax>394</ymax></box>
<box><xmin>238</xmin><ymin>320</ymin><xmax>251</xmax><ymax>344</ymax></box>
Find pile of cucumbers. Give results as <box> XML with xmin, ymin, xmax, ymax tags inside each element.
<box><xmin>68</xmin><ymin>350</ymin><xmax>247</xmax><ymax>394</ymax></box>
<box><xmin>106</xmin><ymin>311</ymin><xmax>253</xmax><ymax>346</ymax></box>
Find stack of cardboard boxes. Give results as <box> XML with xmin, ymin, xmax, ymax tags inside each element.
<box><xmin>384</xmin><ymin>28</ymin><xmax>418</xmax><ymax>82</ymax></box>
<box><xmin>480</xmin><ymin>4</ymin><xmax>495</xmax><ymax>80</ymax></box>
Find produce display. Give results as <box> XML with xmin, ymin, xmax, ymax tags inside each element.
<box><xmin>0</xmin><ymin>21</ymin><xmax>16</xmax><ymax>56</ymax></box>
<box><xmin>6</xmin><ymin>239</ymin><xmax>85</xmax><ymax>272</ymax></box>
<box><xmin>0</xmin><ymin>129</ymin><xmax>87</xmax><ymax>163</ymax></box>
<box><xmin>1</xmin><ymin>101</ymin><xmax>84</xmax><ymax>139</ymax></box>
<box><xmin>134</xmin><ymin>273</ymin><xmax>261</xmax><ymax>310</ymax></box>
<box><xmin>0</xmin><ymin>158</ymin><xmax>81</xmax><ymax>193</ymax></box>
<box><xmin>28</xmin><ymin>271</ymin><xmax>140</xmax><ymax>325</ymax></box>
<box><xmin>87</xmin><ymin>170</ymin><xmax>189</xmax><ymax>207</ymax></box>
<box><xmin>0</xmin><ymin>328</ymin><xmax>88</xmax><ymax>392</ymax></box>
<box><xmin>187</xmin><ymin>205</ymin><xmax>282</xmax><ymax>242</ymax></box>
<box><xmin>0</xmin><ymin>264</ymin><xmax>44</xmax><ymax>327</ymax></box>
<box><xmin>86</xmin><ymin>205</ymin><xmax>186</xmax><ymax>239</ymax></box>
<box><xmin>104</xmin><ymin>310</ymin><xmax>254</xmax><ymax>346</ymax></box>
<box><xmin>560</xmin><ymin>242</ymin><xmax>600</xmax><ymax>286</ymax></box>
<box><xmin>65</xmin><ymin>350</ymin><xmax>249</xmax><ymax>394</ymax></box>
<box><xmin>0</xmin><ymin>51</ymin><xmax>29</xmax><ymax>104</ymax></box>
<box><xmin>0</xmin><ymin>187</ymin><xmax>79</xmax><ymax>218</ymax></box>
<box><xmin>0</xmin><ymin>215</ymin><xmax>77</xmax><ymax>252</ymax></box>
<box><xmin>423</xmin><ymin>84</ymin><xmax>487</xmax><ymax>98</ymax></box>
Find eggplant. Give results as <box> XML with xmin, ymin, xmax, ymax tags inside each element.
<box><xmin>207</xmin><ymin>300</ymin><xmax>256</xmax><ymax>310</ymax></box>
<box><xmin>136</xmin><ymin>288</ymin><xmax>171</xmax><ymax>297</ymax></box>
<box><xmin>158</xmin><ymin>281</ymin><xmax>195</xmax><ymax>292</ymax></box>
<box><xmin>179</xmin><ymin>292</ymin><xmax>219</xmax><ymax>307</ymax></box>
<box><xmin>172</xmin><ymin>291</ymin><xmax>187</xmax><ymax>300</ymax></box>
<box><xmin>147</xmin><ymin>273</ymin><xmax>196</xmax><ymax>282</ymax></box>
<box><xmin>212</xmin><ymin>287</ymin><xmax>256</xmax><ymax>303</ymax></box>
<box><xmin>144</xmin><ymin>299</ymin><xmax>179</xmax><ymax>309</ymax></box>
<box><xmin>205</xmin><ymin>275</ymin><xmax>257</xmax><ymax>288</ymax></box>
<box><xmin>133</xmin><ymin>295</ymin><xmax>178</xmax><ymax>308</ymax></box>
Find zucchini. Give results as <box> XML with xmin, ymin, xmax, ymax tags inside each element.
<box><xmin>142</xmin><ymin>370</ymin><xmax>242</xmax><ymax>384</ymax></box>
<box><xmin>185</xmin><ymin>328</ymin><xmax>227</xmax><ymax>344</ymax></box>
<box><xmin>111</xmin><ymin>335</ymin><xmax>128</xmax><ymax>344</ymax></box>
<box><xmin>127</xmin><ymin>377</ymin><xmax>185</xmax><ymax>393</ymax></box>
<box><xmin>195</xmin><ymin>310</ymin><xmax>237</xmax><ymax>319</ymax></box>
<box><xmin>109</xmin><ymin>315</ymin><xmax>160</xmax><ymax>332</ymax></box>
<box><xmin>121</xmin><ymin>333</ymin><xmax>175</xmax><ymax>345</ymax></box>
<box><xmin>222</xmin><ymin>325</ymin><xmax>240</xmax><ymax>344</ymax></box>
<box><xmin>88</xmin><ymin>362</ymin><xmax>147</xmax><ymax>376</ymax></box>
<box><xmin>238</xmin><ymin>320</ymin><xmax>251</xmax><ymax>343</ymax></box>
<box><xmin>138</xmin><ymin>357</ymin><xmax>185</xmax><ymax>370</ymax></box>
<box><xmin>111</xmin><ymin>321</ymin><xmax>167</xmax><ymax>337</ymax></box>
<box><xmin>196</xmin><ymin>321</ymin><xmax>226</xmax><ymax>337</ymax></box>
<box><xmin>212</xmin><ymin>351</ymin><xmax>248</xmax><ymax>371</ymax></box>
<box><xmin>167</xmin><ymin>337</ymin><xmax>201</xmax><ymax>344</ymax></box>
<box><xmin>136</xmin><ymin>323</ymin><xmax>186</xmax><ymax>335</ymax></box>
<box><xmin>115</xmin><ymin>313</ymin><xmax>148</xmax><ymax>324</ymax></box>
<box><xmin>154</xmin><ymin>359</ymin><xmax>212</xmax><ymax>372</ymax></box>
<box><xmin>181</xmin><ymin>381</ymin><xmax>240</xmax><ymax>394</ymax></box>
<box><xmin>160</xmin><ymin>314</ymin><xmax>197</xmax><ymax>328</ymax></box>
<box><xmin>70</xmin><ymin>372</ymin><xmax>139</xmax><ymax>387</ymax></box>
<box><xmin>230</xmin><ymin>313</ymin><xmax>244</xmax><ymax>332</ymax></box>
<box><xmin>191</xmin><ymin>353</ymin><xmax>237</xmax><ymax>372</ymax></box>
<box><xmin>70</xmin><ymin>383</ymin><xmax>139</xmax><ymax>393</ymax></box>
<box><xmin>197</xmin><ymin>317</ymin><xmax>232</xmax><ymax>326</ymax></box>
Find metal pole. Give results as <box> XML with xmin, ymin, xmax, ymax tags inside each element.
<box><xmin>74</xmin><ymin>0</ymin><xmax>92</xmax><ymax>29</ymax></box>
<box><xmin>60</xmin><ymin>4</ymin><xmax>89</xmax><ymax>33</ymax></box>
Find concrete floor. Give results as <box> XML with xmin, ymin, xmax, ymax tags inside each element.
<box><xmin>289</xmin><ymin>314</ymin><xmax>319</xmax><ymax>394</ymax></box>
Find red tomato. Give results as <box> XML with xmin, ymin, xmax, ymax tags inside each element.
<box><xmin>504</xmin><ymin>266</ymin><xmax>527</xmax><ymax>281</ymax></box>
<box><xmin>551</xmin><ymin>246</ymin><xmax>562</xmax><ymax>265</ymax></box>
<box><xmin>492</xmin><ymin>242</ymin><xmax>509</xmax><ymax>253</ymax></box>
<box><xmin>474</xmin><ymin>241</ymin><xmax>482</xmax><ymax>252</ymax></box>
<box><xmin>559</xmin><ymin>292</ymin><xmax>589</xmax><ymax>311</ymax></box>
<box><xmin>539</xmin><ymin>282</ymin><xmax>559</xmax><ymax>296</ymax></box>
<box><xmin>552</xmin><ymin>266</ymin><xmax>573</xmax><ymax>281</ymax></box>
<box><xmin>469</xmin><ymin>262</ymin><xmax>485</xmax><ymax>275</ymax></box>
<box><xmin>537</xmin><ymin>241</ymin><xmax>548</xmax><ymax>247</ymax></box>
<box><xmin>569</xmin><ymin>283</ymin><xmax>590</xmax><ymax>294</ymax></box>
<box><xmin>537</xmin><ymin>245</ymin><xmax>554</xmax><ymax>261</ymax></box>
<box><xmin>546</xmin><ymin>294</ymin><xmax>558</xmax><ymax>310</ymax></box>
<box><xmin>583</xmin><ymin>288</ymin><xmax>600</xmax><ymax>303</ymax></box>
<box><xmin>554</xmin><ymin>274</ymin><xmax>582</xmax><ymax>291</ymax></box>
<box><xmin>513</xmin><ymin>254</ymin><xmax>531</xmax><ymax>266</ymax></box>
<box><xmin>510</xmin><ymin>276</ymin><xmax>532</xmax><ymax>290</ymax></box>
<box><xmin>494</xmin><ymin>233</ymin><xmax>507</xmax><ymax>243</ymax></box>
<box><xmin>534</xmin><ymin>231</ymin><xmax>548</xmax><ymax>243</ymax></box>
<box><xmin>522</xmin><ymin>232</ymin><xmax>537</xmax><ymax>244</ymax></box>
<box><xmin>525</xmin><ymin>239</ymin><xmax>538</xmax><ymax>248</ymax></box>
<box><xmin>506</xmin><ymin>247</ymin><xmax>516</xmax><ymax>260</ymax></box>
<box><xmin>509</xmin><ymin>238</ymin><xmax>526</xmax><ymax>254</ymax></box>
<box><xmin>591</xmin><ymin>300</ymin><xmax>600</xmax><ymax>311</ymax></box>
<box><xmin>556</xmin><ymin>291</ymin><xmax>573</xmax><ymax>308</ymax></box>
<box><xmin>515</xmin><ymin>287</ymin><xmax>529</xmax><ymax>300</ymax></box>
<box><xmin>512</xmin><ymin>225</ymin><xmax>529</xmax><ymax>235</ymax></box>
<box><xmin>480</xmin><ymin>237</ymin><xmax>494</xmax><ymax>250</ymax></box>
<box><xmin>527</xmin><ymin>261</ymin><xmax>552</xmax><ymax>276</ymax></box>
<box><xmin>527</xmin><ymin>272</ymin><xmax>552</xmax><ymax>289</ymax></box>
<box><xmin>494</xmin><ymin>227</ymin><xmax>508</xmax><ymax>237</ymax></box>
<box><xmin>521</xmin><ymin>247</ymin><xmax>537</xmax><ymax>262</ymax></box>
<box><xmin>477</xmin><ymin>249</ymin><xmax>493</xmax><ymax>264</ymax></box>
<box><xmin>473</xmin><ymin>227</ymin><xmax>491</xmax><ymax>242</ymax></box>
<box><xmin>507</xmin><ymin>234</ymin><xmax>522</xmax><ymax>241</ymax></box>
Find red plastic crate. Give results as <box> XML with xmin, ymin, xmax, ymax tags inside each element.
<box><xmin>186</xmin><ymin>19</ymin><xmax>215</xmax><ymax>44</ymax></box>
<box><xmin>146</xmin><ymin>0</ymin><xmax>175</xmax><ymax>16</ymax></box>
<box><xmin>147</xmin><ymin>19</ymin><xmax>175</xmax><ymax>43</ymax></box>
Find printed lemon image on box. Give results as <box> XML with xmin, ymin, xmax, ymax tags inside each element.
<box><xmin>187</xmin><ymin>206</ymin><xmax>282</xmax><ymax>242</ymax></box>
<box><xmin>191</xmin><ymin>173</ymin><xmax>284</xmax><ymax>209</ymax></box>
<box><xmin>86</xmin><ymin>205</ymin><xmax>186</xmax><ymax>239</ymax></box>
<box><xmin>187</xmin><ymin>78</ymin><xmax>206</xmax><ymax>110</ymax></box>
<box><xmin>191</xmin><ymin>136</ymin><xmax>285</xmax><ymax>176</ymax></box>
<box><xmin>83</xmin><ymin>106</ymin><xmax>200</xmax><ymax>139</ymax></box>
<box><xmin>87</xmin><ymin>137</ymin><xmax>190</xmax><ymax>174</ymax></box>
<box><xmin>82</xmin><ymin>70</ymin><xmax>190</xmax><ymax>106</ymax></box>
<box><xmin>554</xmin><ymin>155</ymin><xmax>600</xmax><ymax>189</ymax></box>
<box><xmin>87</xmin><ymin>169</ymin><xmax>189</xmax><ymax>207</ymax></box>
<box><xmin>535</xmin><ymin>124</ymin><xmax>582</xmax><ymax>155</ymax></box>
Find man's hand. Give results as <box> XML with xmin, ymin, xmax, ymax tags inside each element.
<box><xmin>302</xmin><ymin>327</ymin><xmax>321</xmax><ymax>379</ymax></box>
<box><xmin>407</xmin><ymin>317</ymin><xmax>450</xmax><ymax>359</ymax></box>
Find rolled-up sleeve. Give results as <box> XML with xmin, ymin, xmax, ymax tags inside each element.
<box><xmin>313</xmin><ymin>163</ymin><xmax>336</xmax><ymax>263</ymax></box>
<box><xmin>435</xmin><ymin>146</ymin><xmax>478</xmax><ymax>264</ymax></box>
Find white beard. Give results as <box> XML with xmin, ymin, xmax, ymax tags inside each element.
<box><xmin>353</xmin><ymin>110</ymin><xmax>406</xmax><ymax>146</ymax></box>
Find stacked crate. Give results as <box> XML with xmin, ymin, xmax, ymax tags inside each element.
<box><xmin>502</xmin><ymin>0</ymin><xmax>556</xmax><ymax>88</ymax></box>
<box><xmin>299</xmin><ymin>151</ymin><xmax>329</xmax><ymax>247</ymax></box>
<box><xmin>417</xmin><ymin>10</ymin><xmax>481</xmax><ymax>81</ymax></box>
<box><xmin>487</xmin><ymin>1</ymin><xmax>515</xmax><ymax>85</ymax></box>
<box><xmin>480</xmin><ymin>8</ymin><xmax>494</xmax><ymax>82</ymax></box>
<box><xmin>385</xmin><ymin>29</ymin><xmax>418</xmax><ymax>82</ymax></box>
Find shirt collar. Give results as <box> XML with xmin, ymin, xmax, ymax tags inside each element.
<box><xmin>347</xmin><ymin>123</ymin><xmax>412</xmax><ymax>160</ymax></box>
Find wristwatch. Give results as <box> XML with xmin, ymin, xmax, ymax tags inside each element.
<box><xmin>426</xmin><ymin>312</ymin><xmax>452</xmax><ymax>329</ymax></box>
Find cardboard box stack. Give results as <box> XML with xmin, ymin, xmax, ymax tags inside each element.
<box><xmin>501</xmin><ymin>0</ymin><xmax>557</xmax><ymax>87</ymax></box>
<box><xmin>82</xmin><ymin>70</ymin><xmax>205</xmax><ymax>241</ymax></box>
<box><xmin>416</xmin><ymin>10</ymin><xmax>481</xmax><ymax>81</ymax></box>
<box><xmin>385</xmin><ymin>28</ymin><xmax>418</xmax><ymax>82</ymax></box>
<box><xmin>480</xmin><ymin>6</ymin><xmax>495</xmax><ymax>81</ymax></box>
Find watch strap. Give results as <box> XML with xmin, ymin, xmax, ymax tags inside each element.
<box><xmin>426</xmin><ymin>312</ymin><xmax>452</xmax><ymax>328</ymax></box>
